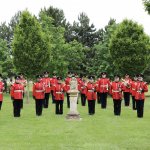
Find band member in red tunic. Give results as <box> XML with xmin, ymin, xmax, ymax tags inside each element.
<box><xmin>98</xmin><ymin>72</ymin><xmax>110</xmax><ymax>109</ymax></box>
<box><xmin>50</xmin><ymin>73</ymin><xmax>58</xmax><ymax>104</ymax></box>
<box><xmin>18</xmin><ymin>73</ymin><xmax>27</xmax><ymax>109</ymax></box>
<box><xmin>122</xmin><ymin>74</ymin><xmax>132</xmax><ymax>106</ymax></box>
<box><xmin>96</xmin><ymin>76</ymin><xmax>101</xmax><ymax>104</ymax></box>
<box><xmin>110</xmin><ymin>75</ymin><xmax>123</xmax><ymax>116</ymax></box>
<box><xmin>41</xmin><ymin>71</ymin><xmax>51</xmax><ymax>108</ymax></box>
<box><xmin>54</xmin><ymin>77</ymin><xmax>66</xmax><ymax>114</ymax></box>
<box><xmin>11</xmin><ymin>76</ymin><xmax>24</xmax><ymax>117</ymax></box>
<box><xmin>0</xmin><ymin>74</ymin><xmax>5</xmax><ymax>110</ymax></box>
<box><xmin>86</xmin><ymin>76</ymin><xmax>97</xmax><ymax>115</ymax></box>
<box><xmin>65</xmin><ymin>72</ymin><xmax>72</xmax><ymax>108</ymax></box>
<box><xmin>33</xmin><ymin>75</ymin><xmax>45</xmax><ymax>116</ymax></box>
<box><xmin>130</xmin><ymin>75</ymin><xmax>138</xmax><ymax>110</ymax></box>
<box><xmin>135</xmin><ymin>74</ymin><xmax>148</xmax><ymax>118</ymax></box>
<box><xmin>79</xmin><ymin>75</ymin><xmax>87</xmax><ymax>106</ymax></box>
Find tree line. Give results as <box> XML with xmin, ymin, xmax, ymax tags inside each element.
<box><xmin>0</xmin><ymin>3</ymin><xmax>150</xmax><ymax>81</ymax></box>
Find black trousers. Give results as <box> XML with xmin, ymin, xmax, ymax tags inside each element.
<box><xmin>123</xmin><ymin>92</ymin><xmax>130</xmax><ymax>106</ymax></box>
<box><xmin>81</xmin><ymin>94</ymin><xmax>86</xmax><ymax>106</ymax></box>
<box><xmin>136</xmin><ymin>100</ymin><xmax>144</xmax><ymax>118</ymax></box>
<box><xmin>66</xmin><ymin>93</ymin><xmax>70</xmax><ymax>108</ymax></box>
<box><xmin>132</xmin><ymin>96</ymin><xmax>136</xmax><ymax>110</ymax></box>
<box><xmin>20</xmin><ymin>100</ymin><xmax>23</xmax><ymax>109</ymax></box>
<box><xmin>100</xmin><ymin>92</ymin><xmax>108</xmax><ymax>108</ymax></box>
<box><xmin>97</xmin><ymin>92</ymin><xmax>101</xmax><ymax>104</ymax></box>
<box><xmin>113</xmin><ymin>100</ymin><xmax>122</xmax><ymax>116</ymax></box>
<box><xmin>35</xmin><ymin>99</ymin><xmax>43</xmax><ymax>116</ymax></box>
<box><xmin>88</xmin><ymin>100</ymin><xmax>95</xmax><ymax>115</ymax></box>
<box><xmin>43</xmin><ymin>93</ymin><xmax>50</xmax><ymax>108</ymax></box>
<box><xmin>51</xmin><ymin>90</ymin><xmax>55</xmax><ymax>103</ymax></box>
<box><xmin>0</xmin><ymin>101</ymin><xmax>2</xmax><ymax>110</ymax></box>
<box><xmin>55</xmin><ymin>100</ymin><xmax>63</xmax><ymax>114</ymax></box>
<box><xmin>13</xmin><ymin>100</ymin><xmax>22</xmax><ymax>117</ymax></box>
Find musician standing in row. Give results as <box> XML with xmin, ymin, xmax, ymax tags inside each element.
<box><xmin>86</xmin><ymin>76</ymin><xmax>97</xmax><ymax>115</ymax></box>
<box><xmin>33</xmin><ymin>75</ymin><xmax>45</xmax><ymax>116</ymax></box>
<box><xmin>110</xmin><ymin>75</ymin><xmax>123</xmax><ymax>116</ymax></box>
<box><xmin>54</xmin><ymin>77</ymin><xmax>66</xmax><ymax>115</ymax></box>
<box><xmin>65</xmin><ymin>72</ymin><xmax>72</xmax><ymax>108</ymax></box>
<box><xmin>11</xmin><ymin>76</ymin><xmax>24</xmax><ymax>117</ymax></box>
<box><xmin>130</xmin><ymin>75</ymin><xmax>137</xmax><ymax>110</ymax></box>
<box><xmin>98</xmin><ymin>72</ymin><xmax>110</xmax><ymax>109</ymax></box>
<box><xmin>41</xmin><ymin>72</ymin><xmax>51</xmax><ymax>108</ymax></box>
<box><xmin>135</xmin><ymin>74</ymin><xmax>148</xmax><ymax>118</ymax></box>
<box><xmin>0</xmin><ymin>74</ymin><xmax>5</xmax><ymax>110</ymax></box>
<box><xmin>51</xmin><ymin>73</ymin><xmax>58</xmax><ymax>104</ymax></box>
<box><xmin>122</xmin><ymin>74</ymin><xmax>132</xmax><ymax>106</ymax></box>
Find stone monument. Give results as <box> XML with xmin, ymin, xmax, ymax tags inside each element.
<box><xmin>66</xmin><ymin>76</ymin><xmax>81</xmax><ymax>120</ymax></box>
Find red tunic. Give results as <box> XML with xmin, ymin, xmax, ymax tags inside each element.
<box><xmin>11</xmin><ymin>83</ymin><xmax>24</xmax><ymax>100</ymax></box>
<box><xmin>122</xmin><ymin>78</ymin><xmax>132</xmax><ymax>92</ymax></box>
<box><xmin>50</xmin><ymin>78</ymin><xmax>58</xmax><ymax>91</ymax></box>
<box><xmin>41</xmin><ymin>77</ymin><xmax>51</xmax><ymax>93</ymax></box>
<box><xmin>33</xmin><ymin>82</ymin><xmax>45</xmax><ymax>99</ymax></box>
<box><xmin>79</xmin><ymin>81</ymin><xmax>87</xmax><ymax>94</ymax></box>
<box><xmin>86</xmin><ymin>82</ymin><xmax>97</xmax><ymax>100</ymax></box>
<box><xmin>109</xmin><ymin>82</ymin><xmax>123</xmax><ymax>100</ymax></box>
<box><xmin>18</xmin><ymin>78</ymin><xmax>27</xmax><ymax>87</ymax></box>
<box><xmin>54</xmin><ymin>83</ymin><xmax>65</xmax><ymax>100</ymax></box>
<box><xmin>65</xmin><ymin>77</ymin><xmax>71</xmax><ymax>92</ymax></box>
<box><xmin>0</xmin><ymin>82</ymin><xmax>4</xmax><ymax>101</ymax></box>
<box><xmin>135</xmin><ymin>81</ymin><xmax>148</xmax><ymax>100</ymax></box>
<box><xmin>98</xmin><ymin>78</ymin><xmax>110</xmax><ymax>93</ymax></box>
<box><xmin>130</xmin><ymin>81</ymin><xmax>137</xmax><ymax>96</ymax></box>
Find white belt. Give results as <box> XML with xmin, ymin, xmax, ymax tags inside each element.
<box><xmin>56</xmin><ymin>92</ymin><xmax>63</xmax><ymax>94</ymax></box>
<box><xmin>14</xmin><ymin>90</ymin><xmax>23</xmax><ymax>92</ymax></box>
<box><xmin>35</xmin><ymin>90</ymin><xmax>44</xmax><ymax>92</ymax></box>
<box><xmin>137</xmin><ymin>91</ymin><xmax>142</xmax><ymax>93</ymax></box>
<box><xmin>132</xmin><ymin>88</ymin><xmax>135</xmax><ymax>90</ymax></box>
<box><xmin>0</xmin><ymin>92</ymin><xmax>2</xmax><ymax>94</ymax></box>
<box><xmin>112</xmin><ymin>90</ymin><xmax>120</xmax><ymax>93</ymax></box>
<box><xmin>88</xmin><ymin>90</ymin><xmax>94</xmax><ymax>92</ymax></box>
<box><xmin>100</xmin><ymin>85</ymin><xmax>107</xmax><ymax>87</ymax></box>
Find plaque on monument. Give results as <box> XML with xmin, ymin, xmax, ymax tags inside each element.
<box><xmin>66</xmin><ymin>77</ymin><xmax>81</xmax><ymax>120</ymax></box>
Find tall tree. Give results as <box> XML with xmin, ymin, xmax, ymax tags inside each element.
<box><xmin>109</xmin><ymin>19</ymin><xmax>150</xmax><ymax>76</ymax></box>
<box><xmin>143</xmin><ymin>0</ymin><xmax>150</xmax><ymax>14</ymax></box>
<box><xmin>12</xmin><ymin>10</ymin><xmax>51</xmax><ymax>101</ymax></box>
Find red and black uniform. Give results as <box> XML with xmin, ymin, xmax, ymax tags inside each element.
<box><xmin>86</xmin><ymin>82</ymin><xmax>97</xmax><ymax>115</ymax></box>
<box><xmin>130</xmin><ymin>80</ymin><xmax>137</xmax><ymax>110</ymax></box>
<box><xmin>0</xmin><ymin>81</ymin><xmax>4</xmax><ymax>110</ymax></box>
<box><xmin>33</xmin><ymin>82</ymin><xmax>45</xmax><ymax>116</ymax></box>
<box><xmin>135</xmin><ymin>81</ymin><xmax>148</xmax><ymax>118</ymax></box>
<box><xmin>18</xmin><ymin>78</ymin><xmax>27</xmax><ymax>109</ymax></box>
<box><xmin>41</xmin><ymin>77</ymin><xmax>51</xmax><ymax>108</ymax></box>
<box><xmin>79</xmin><ymin>80</ymin><xmax>87</xmax><ymax>106</ymax></box>
<box><xmin>122</xmin><ymin>78</ymin><xmax>132</xmax><ymax>106</ymax></box>
<box><xmin>96</xmin><ymin>79</ymin><xmax>100</xmax><ymax>104</ymax></box>
<box><xmin>54</xmin><ymin>83</ymin><xmax>66</xmax><ymax>114</ymax></box>
<box><xmin>11</xmin><ymin>83</ymin><xmax>24</xmax><ymax>117</ymax></box>
<box><xmin>110</xmin><ymin>81</ymin><xmax>123</xmax><ymax>116</ymax></box>
<box><xmin>65</xmin><ymin>77</ymin><xmax>71</xmax><ymax>108</ymax></box>
<box><xmin>98</xmin><ymin>78</ymin><xmax>110</xmax><ymax>108</ymax></box>
<box><xmin>50</xmin><ymin>77</ymin><xmax>58</xmax><ymax>103</ymax></box>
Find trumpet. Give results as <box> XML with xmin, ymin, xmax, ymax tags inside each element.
<box><xmin>121</xmin><ymin>79</ymin><xmax>130</xmax><ymax>88</ymax></box>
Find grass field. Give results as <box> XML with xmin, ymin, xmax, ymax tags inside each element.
<box><xmin>0</xmin><ymin>89</ymin><xmax>150</xmax><ymax>150</ymax></box>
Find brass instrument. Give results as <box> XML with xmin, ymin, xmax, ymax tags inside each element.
<box><xmin>121</xmin><ymin>78</ymin><xmax>130</xmax><ymax>88</ymax></box>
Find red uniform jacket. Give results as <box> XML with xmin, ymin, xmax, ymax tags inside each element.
<box><xmin>86</xmin><ymin>82</ymin><xmax>97</xmax><ymax>100</ymax></box>
<box><xmin>65</xmin><ymin>77</ymin><xmax>71</xmax><ymax>92</ymax></box>
<box><xmin>130</xmin><ymin>81</ymin><xmax>137</xmax><ymax>96</ymax></box>
<box><xmin>41</xmin><ymin>77</ymin><xmax>51</xmax><ymax>93</ymax></box>
<box><xmin>54</xmin><ymin>83</ymin><xmax>65</xmax><ymax>100</ymax></box>
<box><xmin>135</xmin><ymin>81</ymin><xmax>148</xmax><ymax>100</ymax></box>
<box><xmin>11</xmin><ymin>83</ymin><xmax>24</xmax><ymax>100</ymax></box>
<box><xmin>0</xmin><ymin>82</ymin><xmax>4</xmax><ymax>101</ymax></box>
<box><xmin>109</xmin><ymin>82</ymin><xmax>123</xmax><ymax>100</ymax></box>
<box><xmin>33</xmin><ymin>82</ymin><xmax>45</xmax><ymax>100</ymax></box>
<box><xmin>98</xmin><ymin>78</ymin><xmax>110</xmax><ymax>93</ymax></box>
<box><xmin>79</xmin><ymin>81</ymin><xmax>87</xmax><ymax>94</ymax></box>
<box><xmin>50</xmin><ymin>78</ymin><xmax>58</xmax><ymax>91</ymax></box>
<box><xmin>18</xmin><ymin>78</ymin><xmax>27</xmax><ymax>87</ymax></box>
<box><xmin>122</xmin><ymin>78</ymin><xmax>132</xmax><ymax>92</ymax></box>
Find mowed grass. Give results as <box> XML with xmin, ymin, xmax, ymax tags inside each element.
<box><xmin>0</xmin><ymin>89</ymin><xmax>150</xmax><ymax>150</ymax></box>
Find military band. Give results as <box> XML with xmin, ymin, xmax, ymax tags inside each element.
<box><xmin>0</xmin><ymin>71</ymin><xmax>149</xmax><ymax>118</ymax></box>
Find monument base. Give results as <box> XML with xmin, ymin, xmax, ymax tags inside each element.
<box><xmin>66</xmin><ymin>113</ymin><xmax>82</xmax><ymax>120</ymax></box>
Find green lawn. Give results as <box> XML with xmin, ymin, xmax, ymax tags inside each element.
<box><xmin>0</xmin><ymin>92</ymin><xmax>150</xmax><ymax>150</ymax></box>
